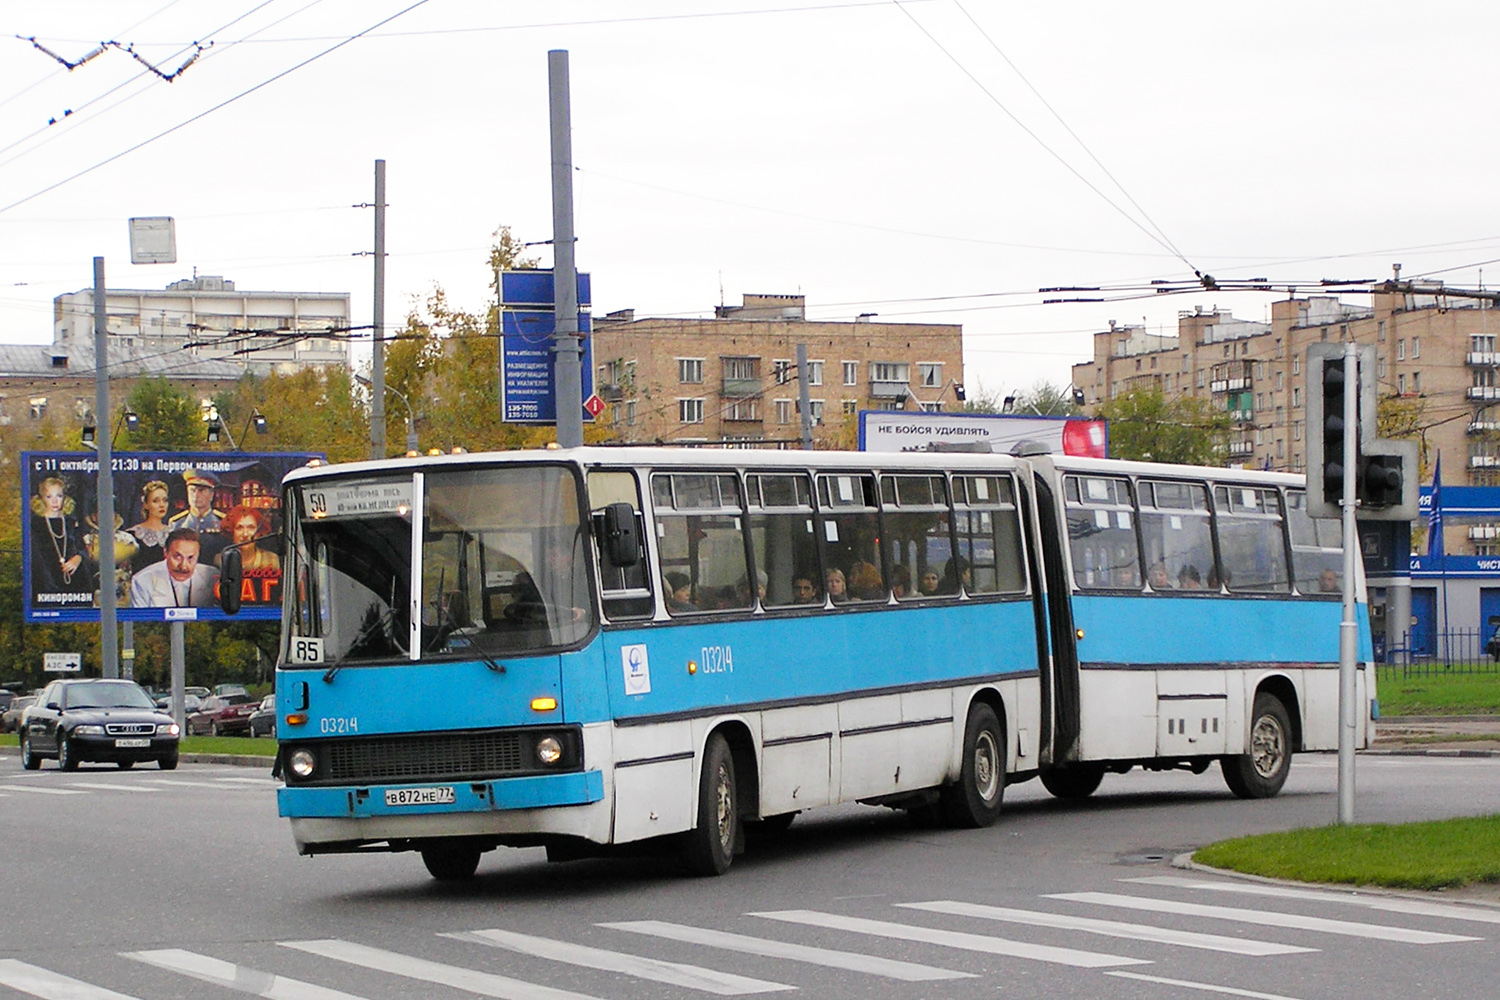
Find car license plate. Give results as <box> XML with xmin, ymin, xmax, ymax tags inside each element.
<box><xmin>384</xmin><ymin>786</ymin><xmax>456</xmax><ymax>807</ymax></box>
<box><xmin>114</xmin><ymin>738</ymin><xmax>150</xmax><ymax>748</ymax></box>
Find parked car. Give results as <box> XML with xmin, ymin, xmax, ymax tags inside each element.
<box><xmin>247</xmin><ymin>694</ymin><xmax>277</xmax><ymax>738</ymax></box>
<box><xmin>1</xmin><ymin>695</ymin><xmax>36</xmax><ymax>734</ymax></box>
<box><xmin>0</xmin><ymin>690</ymin><xmax>12</xmax><ymax>714</ymax></box>
<box><xmin>186</xmin><ymin>693</ymin><xmax>258</xmax><ymax>736</ymax></box>
<box><xmin>154</xmin><ymin>693</ymin><xmax>203</xmax><ymax>714</ymax></box>
<box><xmin>18</xmin><ymin>679</ymin><xmax>179</xmax><ymax>770</ymax></box>
<box><xmin>214</xmin><ymin>684</ymin><xmax>249</xmax><ymax>698</ymax></box>
<box><xmin>184</xmin><ymin>686</ymin><xmax>211</xmax><ymax>699</ymax></box>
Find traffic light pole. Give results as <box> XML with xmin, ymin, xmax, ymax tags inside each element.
<box><xmin>1338</xmin><ymin>341</ymin><xmax>1358</xmax><ymax>825</ymax></box>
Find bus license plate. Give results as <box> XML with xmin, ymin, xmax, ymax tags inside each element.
<box><xmin>114</xmin><ymin>738</ymin><xmax>150</xmax><ymax>748</ymax></box>
<box><xmin>384</xmin><ymin>786</ymin><xmax>456</xmax><ymax>807</ymax></box>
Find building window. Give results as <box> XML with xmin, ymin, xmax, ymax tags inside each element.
<box><xmin>679</xmin><ymin>399</ymin><xmax>704</xmax><ymax>424</ymax></box>
<box><xmin>1413</xmin><ymin>371</ymin><xmax>1421</xmax><ymax>394</ymax></box>
<box><xmin>1197</xmin><ymin>370</ymin><xmax>1205</xmax><ymax>388</ymax></box>
<box><xmin>808</xmin><ymin>400</ymin><xmax>824</xmax><ymax>424</ymax></box>
<box><xmin>1398</xmin><ymin>374</ymin><xmax>1406</xmax><ymax>394</ymax></box>
<box><xmin>1379</xmin><ymin>358</ymin><xmax>1387</xmax><ymax>378</ymax></box>
<box><xmin>918</xmin><ymin>363</ymin><xmax>942</xmax><ymax>387</ymax></box>
<box><xmin>1477</xmin><ymin>369</ymin><xmax>1497</xmax><ymax>388</ymax></box>
<box><xmin>1292</xmin><ymin>357</ymin><xmax>1300</xmax><ymax>375</ymax></box>
<box><xmin>1275</xmin><ymin>371</ymin><xmax>1284</xmax><ymax>391</ymax></box>
<box><xmin>1293</xmin><ymin>421</ymin><xmax>1303</xmax><ymax>442</ymax></box>
<box><xmin>678</xmin><ymin>358</ymin><xmax>703</xmax><ymax>384</ymax></box>
<box><xmin>1182</xmin><ymin>356</ymin><xmax>1189</xmax><ymax>372</ymax></box>
<box><xmin>870</xmin><ymin>362</ymin><xmax>910</xmax><ymax>384</ymax></box>
<box><xmin>842</xmin><ymin>399</ymin><xmax>857</xmax><ymax>415</ymax></box>
<box><xmin>773</xmin><ymin>359</ymin><xmax>793</xmax><ymax>385</ymax></box>
<box><xmin>1135</xmin><ymin>359</ymin><xmax>1142</xmax><ymax>371</ymax></box>
<box><xmin>775</xmin><ymin>399</ymin><xmax>792</xmax><ymax>424</ymax></box>
<box><xmin>1275</xmin><ymin>338</ymin><xmax>1284</xmax><ymax>358</ymax></box>
<box><xmin>1378</xmin><ymin>320</ymin><xmax>1386</xmax><ymax>341</ymax></box>
<box><xmin>724</xmin><ymin>357</ymin><xmax>759</xmax><ymax>381</ymax></box>
<box><xmin>1397</xmin><ymin>339</ymin><xmax>1405</xmax><ymax>360</ymax></box>
<box><xmin>725</xmin><ymin>399</ymin><xmax>760</xmax><ymax>422</ymax></box>
<box><xmin>842</xmin><ymin>361</ymin><xmax>858</xmax><ymax>385</ymax></box>
<box><xmin>1474</xmin><ymin>335</ymin><xmax>1496</xmax><ymax>353</ymax></box>
<box><xmin>28</xmin><ymin>396</ymin><xmax>47</xmax><ymax>419</ymax></box>
<box><xmin>1292</xmin><ymin>387</ymin><xmax>1301</xmax><ymax>407</ymax></box>
<box><xmin>805</xmin><ymin>360</ymin><xmax>824</xmax><ymax>386</ymax></box>
<box><xmin>919</xmin><ymin>401</ymin><xmax>943</xmax><ymax>413</ymax></box>
<box><xmin>1165</xmin><ymin>375</ymin><xmax>1173</xmax><ymax>392</ymax></box>
<box><xmin>1412</xmin><ymin>336</ymin><xmax>1420</xmax><ymax>358</ymax></box>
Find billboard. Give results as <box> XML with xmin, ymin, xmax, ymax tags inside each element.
<box><xmin>498</xmin><ymin>269</ymin><xmax>596</xmax><ymax>424</ymax></box>
<box><xmin>858</xmin><ymin>411</ymin><xmax>1108</xmax><ymax>457</ymax></box>
<box><xmin>23</xmin><ymin>451</ymin><xmax>321</xmax><ymax>623</ymax></box>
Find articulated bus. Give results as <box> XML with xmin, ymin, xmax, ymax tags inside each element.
<box><xmin>255</xmin><ymin>446</ymin><xmax>1374</xmax><ymax>880</ymax></box>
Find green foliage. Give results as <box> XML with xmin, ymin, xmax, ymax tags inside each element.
<box><xmin>1194</xmin><ymin>815</ymin><xmax>1500</xmax><ymax>890</ymax></box>
<box><xmin>119</xmin><ymin>377</ymin><xmax>200</xmax><ymax>450</ymax></box>
<box><xmin>1095</xmin><ymin>387</ymin><xmax>1230</xmax><ymax>465</ymax></box>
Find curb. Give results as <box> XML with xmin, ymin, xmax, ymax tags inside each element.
<box><xmin>1380</xmin><ymin>715</ymin><xmax>1500</xmax><ymax>724</ymax></box>
<box><xmin>1172</xmin><ymin>852</ymin><xmax>1500</xmax><ymax>910</ymax></box>
<box><xmin>1365</xmin><ymin>747</ymin><xmax>1500</xmax><ymax>758</ymax></box>
<box><xmin>0</xmin><ymin>745</ymin><xmax>274</xmax><ymax>769</ymax></box>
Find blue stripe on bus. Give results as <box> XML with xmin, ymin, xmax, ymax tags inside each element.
<box><xmin>1070</xmin><ymin>595</ymin><xmax>1373</xmax><ymax>664</ymax></box>
<box><xmin>277</xmin><ymin>769</ymin><xmax>604</xmax><ymax>819</ymax></box>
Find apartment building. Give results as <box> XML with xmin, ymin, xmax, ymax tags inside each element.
<box><xmin>590</xmin><ymin>294</ymin><xmax>965</xmax><ymax>446</ymax></box>
<box><xmin>0</xmin><ymin>342</ymin><xmax>240</xmax><ymax>428</ymax></box>
<box><xmin>53</xmin><ymin>275</ymin><xmax>350</xmax><ymax>376</ymax></box>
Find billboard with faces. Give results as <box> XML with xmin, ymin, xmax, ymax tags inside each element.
<box><xmin>22</xmin><ymin>451</ymin><xmax>321</xmax><ymax>623</ymax></box>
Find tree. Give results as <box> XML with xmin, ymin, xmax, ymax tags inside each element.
<box><xmin>118</xmin><ymin>377</ymin><xmax>200</xmax><ymax>451</ymax></box>
<box><xmin>1095</xmin><ymin>388</ymin><xmax>1230</xmax><ymax>465</ymax></box>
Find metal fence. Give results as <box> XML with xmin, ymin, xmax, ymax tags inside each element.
<box><xmin>1381</xmin><ymin>628</ymin><xmax>1500</xmax><ymax>677</ymax></box>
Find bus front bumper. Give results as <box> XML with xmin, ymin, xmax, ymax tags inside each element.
<box><xmin>278</xmin><ymin>769</ymin><xmax>604</xmax><ymax>819</ymax></box>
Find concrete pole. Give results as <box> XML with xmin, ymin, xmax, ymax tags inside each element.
<box><xmin>170</xmin><ymin>620</ymin><xmax>185</xmax><ymax>734</ymax></box>
<box><xmin>121</xmin><ymin>621</ymin><xmax>134</xmax><ymax>681</ymax></box>
<box><xmin>796</xmin><ymin>343</ymin><xmax>815</xmax><ymax>450</ymax></box>
<box><xmin>370</xmin><ymin>159</ymin><xmax>387</xmax><ymax>460</ymax></box>
<box><xmin>548</xmin><ymin>50</ymin><xmax>583</xmax><ymax>449</ymax></box>
<box><xmin>93</xmin><ymin>257</ymin><xmax>119</xmax><ymax>679</ymax></box>
<box><xmin>1337</xmin><ymin>341</ymin><xmax>1359</xmax><ymax>824</ymax></box>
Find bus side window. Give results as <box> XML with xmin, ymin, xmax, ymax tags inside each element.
<box><xmin>1064</xmin><ymin>475</ymin><xmax>1141</xmax><ymax>590</ymax></box>
<box><xmin>587</xmin><ymin>471</ymin><xmax>653</xmax><ymax>620</ymax></box>
<box><xmin>1137</xmin><ymin>479</ymin><xmax>1212</xmax><ymax>593</ymax></box>
<box><xmin>881</xmin><ymin>474</ymin><xmax>955</xmax><ymax>601</ymax></box>
<box><xmin>952</xmin><ymin>474</ymin><xmax>1025</xmax><ymax>594</ymax></box>
<box><xmin>1213</xmin><ymin>485</ymin><xmax>1291</xmax><ymax>593</ymax></box>
<box><xmin>747</xmin><ymin>473</ymin><xmax>822</xmax><ymax>609</ymax></box>
<box><xmin>653</xmin><ymin>473</ymin><xmax>753</xmax><ymax>614</ymax></box>
<box><xmin>1286</xmin><ymin>489</ymin><xmax>1342</xmax><ymax>595</ymax></box>
<box><xmin>817</xmin><ymin>473</ymin><xmax>885</xmax><ymax>602</ymax></box>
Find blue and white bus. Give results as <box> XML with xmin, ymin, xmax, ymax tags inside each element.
<box><xmin>251</xmin><ymin>446</ymin><xmax>1374</xmax><ymax>879</ymax></box>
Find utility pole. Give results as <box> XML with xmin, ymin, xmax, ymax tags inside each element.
<box><xmin>1337</xmin><ymin>340</ymin><xmax>1359</xmax><ymax>824</ymax></box>
<box><xmin>370</xmin><ymin>159</ymin><xmax>387</xmax><ymax>460</ymax></box>
<box><xmin>93</xmin><ymin>257</ymin><xmax>118</xmax><ymax>679</ymax></box>
<box><xmin>796</xmin><ymin>343</ymin><xmax>814</xmax><ymax>450</ymax></box>
<box><xmin>548</xmin><ymin>50</ymin><xmax>583</xmax><ymax>449</ymax></box>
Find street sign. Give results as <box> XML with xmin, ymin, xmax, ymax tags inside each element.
<box><xmin>44</xmin><ymin>652</ymin><xmax>81</xmax><ymax>673</ymax></box>
<box><xmin>583</xmin><ymin>393</ymin><xmax>606</xmax><ymax>417</ymax></box>
<box><xmin>498</xmin><ymin>270</ymin><xmax>595</xmax><ymax>424</ymax></box>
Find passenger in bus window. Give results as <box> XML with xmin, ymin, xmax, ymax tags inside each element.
<box><xmin>790</xmin><ymin>575</ymin><xmax>820</xmax><ymax>605</ymax></box>
<box><xmin>1178</xmin><ymin>565</ymin><xmax>1203</xmax><ymax>589</ymax></box>
<box><xmin>734</xmin><ymin>570</ymin><xmax>767</xmax><ymax>607</ymax></box>
<box><xmin>890</xmin><ymin>565</ymin><xmax>911</xmax><ymax>599</ymax></box>
<box><xmin>1319</xmin><ymin>568</ymin><xmax>1340</xmax><ymax>593</ymax></box>
<box><xmin>919</xmin><ymin>570</ymin><xmax>941</xmax><ymax>596</ymax></box>
<box><xmin>825</xmin><ymin>567</ymin><xmax>848</xmax><ymax>603</ymax></box>
<box><xmin>665</xmin><ymin>571</ymin><xmax>696</xmax><ymax>613</ymax></box>
<box><xmin>939</xmin><ymin>556</ymin><xmax>970</xmax><ymax>594</ymax></box>
<box><xmin>1148</xmin><ymin>562</ymin><xmax>1171</xmax><ymax>590</ymax></box>
<box><xmin>848</xmin><ymin>561</ymin><xmax>884</xmax><ymax>600</ymax></box>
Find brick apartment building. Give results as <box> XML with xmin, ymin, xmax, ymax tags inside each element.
<box><xmin>589</xmin><ymin>294</ymin><xmax>965</xmax><ymax>447</ymax></box>
<box><xmin>1071</xmin><ymin>280</ymin><xmax>1500</xmax><ymax>557</ymax></box>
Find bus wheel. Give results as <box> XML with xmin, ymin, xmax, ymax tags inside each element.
<box><xmin>1222</xmin><ymin>693</ymin><xmax>1293</xmax><ymax>799</ymax></box>
<box><xmin>940</xmin><ymin>702</ymin><xmax>1005</xmax><ymax>828</ymax></box>
<box><xmin>1040</xmin><ymin>763</ymin><xmax>1105</xmax><ymax>799</ymax></box>
<box><xmin>421</xmin><ymin>843</ymin><xmax>482</xmax><ymax>881</ymax></box>
<box><xmin>682</xmin><ymin>732</ymin><xmax>738</xmax><ymax>876</ymax></box>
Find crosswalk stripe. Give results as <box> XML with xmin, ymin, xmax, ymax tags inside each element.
<box><xmin>70</xmin><ymin>783</ymin><xmax>162</xmax><ymax>793</ymax></box>
<box><xmin>125</xmin><ymin>949</ymin><xmax>370</xmax><ymax>1000</ymax></box>
<box><xmin>135</xmin><ymin>778</ymin><xmax>238</xmax><ymax>789</ymax></box>
<box><xmin>445</xmin><ymin>928</ymin><xmax>794</xmax><ymax>995</ymax></box>
<box><xmin>1046</xmin><ymin>892</ymin><xmax>1481</xmax><ymax>944</ymax></box>
<box><xmin>748</xmin><ymin>910</ymin><xmax>1150</xmax><ymax>968</ymax></box>
<box><xmin>1125</xmin><ymin>875</ymin><xmax>1500</xmax><ymax>926</ymax></box>
<box><xmin>0</xmin><ymin>784</ymin><xmax>87</xmax><ymax>796</ymax></box>
<box><xmin>1106</xmin><ymin>970</ymin><xmax>1311</xmax><ymax>1000</ymax></box>
<box><xmin>899</xmin><ymin>900</ymin><xmax>1315</xmax><ymax>956</ymax></box>
<box><xmin>0</xmin><ymin>959</ymin><xmax>141</xmax><ymax>1000</ymax></box>
<box><xmin>600</xmin><ymin>920</ymin><xmax>972</xmax><ymax>982</ymax></box>
<box><xmin>281</xmin><ymin>939</ymin><xmax>608</xmax><ymax>1000</ymax></box>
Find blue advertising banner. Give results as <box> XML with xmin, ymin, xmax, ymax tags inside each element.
<box><xmin>498</xmin><ymin>269</ymin><xmax>595</xmax><ymax>424</ymax></box>
<box><xmin>23</xmin><ymin>451</ymin><xmax>321</xmax><ymax>623</ymax></box>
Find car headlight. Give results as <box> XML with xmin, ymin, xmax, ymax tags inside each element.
<box><xmin>72</xmin><ymin>725</ymin><xmax>105</xmax><ymax>736</ymax></box>
<box><xmin>156</xmin><ymin>723</ymin><xmax>180</xmax><ymax>736</ymax></box>
<box><xmin>536</xmin><ymin>735</ymin><xmax>563</xmax><ymax>765</ymax></box>
<box><xmin>287</xmin><ymin>748</ymin><xmax>316</xmax><ymax>779</ymax></box>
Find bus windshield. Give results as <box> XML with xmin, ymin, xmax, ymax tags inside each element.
<box><xmin>287</xmin><ymin>466</ymin><xmax>593</xmax><ymax>666</ymax></box>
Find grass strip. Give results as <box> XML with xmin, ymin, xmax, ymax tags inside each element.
<box><xmin>1375</xmin><ymin>670</ymin><xmax>1500</xmax><ymax>715</ymax></box>
<box><xmin>1194</xmin><ymin>815</ymin><xmax>1500</xmax><ymax>890</ymax></box>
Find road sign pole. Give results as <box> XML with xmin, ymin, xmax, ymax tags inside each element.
<box><xmin>93</xmin><ymin>256</ymin><xmax>119</xmax><ymax>679</ymax></box>
<box><xmin>548</xmin><ymin>50</ymin><xmax>583</xmax><ymax>449</ymax></box>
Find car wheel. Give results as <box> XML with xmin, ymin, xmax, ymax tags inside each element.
<box><xmin>939</xmin><ymin>701</ymin><xmax>1005</xmax><ymax>828</ymax></box>
<box><xmin>159</xmin><ymin>752</ymin><xmax>179</xmax><ymax>771</ymax></box>
<box><xmin>680</xmin><ymin>731</ymin><xmax>739</xmax><ymax>876</ymax></box>
<box><xmin>1040</xmin><ymin>762</ymin><xmax>1106</xmax><ymax>799</ymax></box>
<box><xmin>117</xmin><ymin>760</ymin><xmax>135</xmax><ymax>770</ymax></box>
<box><xmin>211</xmin><ymin>721</ymin><xmax>221</xmax><ymax>737</ymax></box>
<box><xmin>1222</xmin><ymin>692</ymin><xmax>1293</xmax><ymax>799</ymax></box>
<box><xmin>421</xmin><ymin>844</ymin><xmax>482</xmax><ymax>881</ymax></box>
<box><xmin>20</xmin><ymin>732</ymin><xmax>40</xmax><ymax>770</ymax></box>
<box><xmin>57</xmin><ymin>734</ymin><xmax>79</xmax><ymax>771</ymax></box>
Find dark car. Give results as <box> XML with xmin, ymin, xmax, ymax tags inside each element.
<box><xmin>247</xmin><ymin>694</ymin><xmax>277</xmax><ymax>738</ymax></box>
<box><xmin>1</xmin><ymin>694</ymin><xmax>36</xmax><ymax>734</ymax></box>
<box><xmin>187</xmin><ymin>693</ymin><xmax>258</xmax><ymax>736</ymax></box>
<box><xmin>18</xmin><ymin>679</ymin><xmax>179</xmax><ymax>771</ymax></box>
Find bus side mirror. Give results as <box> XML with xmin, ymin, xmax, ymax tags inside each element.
<box><xmin>219</xmin><ymin>546</ymin><xmax>243</xmax><ymax>615</ymax></box>
<box><xmin>599</xmin><ymin>502</ymin><xmax>641</xmax><ymax>567</ymax></box>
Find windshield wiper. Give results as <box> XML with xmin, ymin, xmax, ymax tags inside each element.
<box><xmin>322</xmin><ymin>604</ymin><xmax>400</xmax><ymax>683</ymax></box>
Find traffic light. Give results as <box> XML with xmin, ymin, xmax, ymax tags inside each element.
<box><xmin>1305</xmin><ymin>344</ymin><xmax>1368</xmax><ymax>517</ymax></box>
<box><xmin>1359</xmin><ymin>454</ymin><xmax>1403</xmax><ymax>508</ymax></box>
<box><xmin>1318</xmin><ymin>353</ymin><xmax>1354</xmax><ymax>507</ymax></box>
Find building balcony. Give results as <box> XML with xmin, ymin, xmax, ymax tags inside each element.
<box><xmin>1229</xmin><ymin>408</ymin><xmax>1254</xmax><ymax>423</ymax></box>
<box><xmin>869</xmin><ymin>381</ymin><xmax>910</xmax><ymax>399</ymax></box>
<box><xmin>1469</xmin><ymin>420</ymin><xmax>1500</xmax><ymax>435</ymax></box>
<box><xmin>1469</xmin><ymin>525</ymin><xmax>1500</xmax><ymax>540</ymax></box>
<box><xmin>1209</xmin><ymin>377</ymin><xmax>1251</xmax><ymax>394</ymax></box>
<box><xmin>1470</xmin><ymin>455</ymin><xmax>1500</xmax><ymax>468</ymax></box>
<box><xmin>721</xmin><ymin>377</ymin><xmax>762</xmax><ymax>398</ymax></box>
<box><xmin>597</xmin><ymin>383</ymin><xmax>625</xmax><ymax>403</ymax></box>
<box><xmin>1227</xmin><ymin>440</ymin><xmax>1254</xmax><ymax>457</ymax></box>
<box><xmin>722</xmin><ymin>411</ymin><xmax>763</xmax><ymax>424</ymax></box>
<box><xmin>1468</xmin><ymin>352</ymin><xmax>1500</xmax><ymax>367</ymax></box>
<box><xmin>1468</xmin><ymin>386</ymin><xmax>1500</xmax><ymax>401</ymax></box>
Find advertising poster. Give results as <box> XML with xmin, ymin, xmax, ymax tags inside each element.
<box><xmin>859</xmin><ymin>410</ymin><xmax>1109</xmax><ymax>458</ymax></box>
<box><xmin>23</xmin><ymin>451</ymin><xmax>321</xmax><ymax>623</ymax></box>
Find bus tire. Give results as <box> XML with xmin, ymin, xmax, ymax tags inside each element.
<box><xmin>940</xmin><ymin>702</ymin><xmax>1005</xmax><ymax>828</ymax></box>
<box><xmin>1222</xmin><ymin>692</ymin><xmax>1293</xmax><ymax>799</ymax></box>
<box><xmin>421</xmin><ymin>843</ymin><xmax>482</xmax><ymax>881</ymax></box>
<box><xmin>682</xmin><ymin>732</ymin><xmax>738</xmax><ymax>876</ymax></box>
<box><xmin>1040</xmin><ymin>763</ymin><xmax>1105</xmax><ymax>799</ymax></box>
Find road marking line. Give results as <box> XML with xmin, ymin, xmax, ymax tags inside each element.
<box><xmin>135</xmin><ymin>778</ymin><xmax>240</xmax><ymax>789</ymax></box>
<box><xmin>601</xmin><ymin>920</ymin><xmax>971</xmax><ymax>981</ymax></box>
<box><xmin>215</xmin><ymin>776</ymin><xmax>279</xmax><ymax>784</ymax></box>
<box><xmin>125</xmin><ymin>949</ymin><xmax>370</xmax><ymax>1000</ymax></box>
<box><xmin>281</xmin><ymin>939</ymin><xmax>607</xmax><ymax>1000</ymax></box>
<box><xmin>749</xmin><ymin>910</ymin><xmax>1150</xmax><ymax>968</ymax></box>
<box><xmin>0</xmin><ymin>959</ymin><xmax>141</xmax><ymax>999</ymax></box>
<box><xmin>1046</xmin><ymin>892</ymin><xmax>1480</xmax><ymax>944</ymax></box>
<box><xmin>1106</xmin><ymin>970</ymin><xmax>1310</xmax><ymax>1000</ymax></box>
<box><xmin>446</xmin><ymin>928</ymin><xmax>793</xmax><ymax>995</ymax></box>
<box><xmin>899</xmin><ymin>900</ymin><xmax>1315</xmax><ymax>956</ymax></box>
<box><xmin>69</xmin><ymin>783</ymin><xmax>162</xmax><ymax>793</ymax></box>
<box><xmin>0</xmin><ymin>784</ymin><xmax>88</xmax><ymax>796</ymax></box>
<box><xmin>1125</xmin><ymin>876</ymin><xmax>1500</xmax><ymax>925</ymax></box>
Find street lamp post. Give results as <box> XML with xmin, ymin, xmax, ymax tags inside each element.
<box><xmin>356</xmin><ymin>375</ymin><xmax>418</xmax><ymax>453</ymax></box>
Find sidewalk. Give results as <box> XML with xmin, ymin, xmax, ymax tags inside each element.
<box><xmin>1370</xmin><ymin>715</ymin><xmax>1500</xmax><ymax>756</ymax></box>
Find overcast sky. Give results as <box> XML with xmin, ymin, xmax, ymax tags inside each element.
<box><xmin>2</xmin><ymin>1</ymin><xmax>1498</xmax><ymax>401</ymax></box>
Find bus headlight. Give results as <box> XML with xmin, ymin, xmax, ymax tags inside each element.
<box><xmin>536</xmin><ymin>736</ymin><xmax>563</xmax><ymax>765</ymax></box>
<box><xmin>288</xmin><ymin>748</ymin><xmax>317</xmax><ymax>778</ymax></box>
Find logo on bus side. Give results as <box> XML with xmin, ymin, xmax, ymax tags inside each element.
<box><xmin>622</xmin><ymin>644</ymin><xmax>651</xmax><ymax>695</ymax></box>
